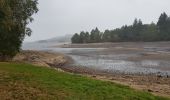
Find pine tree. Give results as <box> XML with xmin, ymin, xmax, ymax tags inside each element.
<box><xmin>84</xmin><ymin>32</ymin><xmax>90</xmax><ymax>43</ymax></box>
<box><xmin>71</xmin><ymin>33</ymin><xmax>80</xmax><ymax>43</ymax></box>
<box><xmin>157</xmin><ymin>12</ymin><xmax>169</xmax><ymax>40</ymax></box>
<box><xmin>103</xmin><ymin>30</ymin><xmax>111</xmax><ymax>42</ymax></box>
<box><xmin>90</xmin><ymin>27</ymin><xmax>102</xmax><ymax>43</ymax></box>
<box><xmin>79</xmin><ymin>31</ymin><xmax>86</xmax><ymax>43</ymax></box>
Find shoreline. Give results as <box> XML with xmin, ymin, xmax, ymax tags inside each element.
<box><xmin>54</xmin><ymin>64</ymin><xmax>170</xmax><ymax>98</ymax></box>
<box><xmin>56</xmin><ymin>41</ymin><xmax>170</xmax><ymax>48</ymax></box>
<box><xmin>13</xmin><ymin>50</ymin><xmax>170</xmax><ymax>98</ymax></box>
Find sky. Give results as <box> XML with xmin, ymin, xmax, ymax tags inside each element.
<box><xmin>25</xmin><ymin>0</ymin><xmax>170</xmax><ymax>42</ymax></box>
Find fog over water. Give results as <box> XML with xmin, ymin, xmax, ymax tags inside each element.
<box><xmin>25</xmin><ymin>0</ymin><xmax>170</xmax><ymax>42</ymax></box>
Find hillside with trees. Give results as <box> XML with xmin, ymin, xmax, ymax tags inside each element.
<box><xmin>71</xmin><ymin>12</ymin><xmax>170</xmax><ymax>43</ymax></box>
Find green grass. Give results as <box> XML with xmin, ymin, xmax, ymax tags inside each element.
<box><xmin>0</xmin><ymin>62</ymin><xmax>169</xmax><ymax>100</ymax></box>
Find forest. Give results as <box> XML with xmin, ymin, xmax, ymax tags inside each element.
<box><xmin>71</xmin><ymin>12</ymin><xmax>170</xmax><ymax>43</ymax></box>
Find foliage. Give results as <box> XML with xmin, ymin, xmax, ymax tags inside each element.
<box><xmin>0</xmin><ymin>0</ymin><xmax>38</xmax><ymax>61</ymax></box>
<box><xmin>71</xmin><ymin>33</ymin><xmax>80</xmax><ymax>43</ymax></box>
<box><xmin>71</xmin><ymin>12</ymin><xmax>170</xmax><ymax>43</ymax></box>
<box><xmin>90</xmin><ymin>27</ymin><xmax>102</xmax><ymax>43</ymax></box>
<box><xmin>157</xmin><ymin>12</ymin><xmax>170</xmax><ymax>40</ymax></box>
<box><xmin>0</xmin><ymin>62</ymin><xmax>169</xmax><ymax>100</ymax></box>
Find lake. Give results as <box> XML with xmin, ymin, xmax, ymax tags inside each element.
<box><xmin>22</xmin><ymin>42</ymin><xmax>170</xmax><ymax>76</ymax></box>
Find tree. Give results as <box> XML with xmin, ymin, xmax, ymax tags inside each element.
<box><xmin>71</xmin><ymin>33</ymin><xmax>80</xmax><ymax>43</ymax></box>
<box><xmin>90</xmin><ymin>29</ymin><xmax>96</xmax><ymax>43</ymax></box>
<box><xmin>110</xmin><ymin>29</ymin><xmax>121</xmax><ymax>42</ymax></box>
<box><xmin>90</xmin><ymin>27</ymin><xmax>102</xmax><ymax>43</ymax></box>
<box><xmin>103</xmin><ymin>30</ymin><xmax>111</xmax><ymax>42</ymax></box>
<box><xmin>167</xmin><ymin>16</ymin><xmax>170</xmax><ymax>37</ymax></box>
<box><xmin>71</xmin><ymin>12</ymin><xmax>170</xmax><ymax>43</ymax></box>
<box><xmin>79</xmin><ymin>31</ymin><xmax>86</xmax><ymax>43</ymax></box>
<box><xmin>157</xmin><ymin>12</ymin><xmax>168</xmax><ymax>31</ymax></box>
<box><xmin>157</xmin><ymin>12</ymin><xmax>170</xmax><ymax>40</ymax></box>
<box><xmin>84</xmin><ymin>32</ymin><xmax>90</xmax><ymax>43</ymax></box>
<box><xmin>118</xmin><ymin>25</ymin><xmax>129</xmax><ymax>41</ymax></box>
<box><xmin>141</xmin><ymin>23</ymin><xmax>158</xmax><ymax>41</ymax></box>
<box><xmin>132</xmin><ymin>19</ymin><xmax>143</xmax><ymax>41</ymax></box>
<box><xmin>0</xmin><ymin>0</ymin><xmax>38</xmax><ymax>61</ymax></box>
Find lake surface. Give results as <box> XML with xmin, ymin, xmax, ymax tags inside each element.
<box><xmin>22</xmin><ymin>42</ymin><xmax>170</xmax><ymax>76</ymax></box>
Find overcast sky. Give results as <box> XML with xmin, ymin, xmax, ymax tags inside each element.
<box><xmin>25</xmin><ymin>0</ymin><xmax>170</xmax><ymax>42</ymax></box>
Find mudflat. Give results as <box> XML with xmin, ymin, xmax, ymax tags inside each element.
<box><xmin>54</xmin><ymin>42</ymin><xmax>170</xmax><ymax>97</ymax></box>
<box><xmin>56</xmin><ymin>42</ymin><xmax>170</xmax><ymax>75</ymax></box>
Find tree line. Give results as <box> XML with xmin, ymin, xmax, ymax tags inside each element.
<box><xmin>0</xmin><ymin>0</ymin><xmax>38</xmax><ymax>61</ymax></box>
<box><xmin>71</xmin><ymin>12</ymin><xmax>170</xmax><ymax>43</ymax></box>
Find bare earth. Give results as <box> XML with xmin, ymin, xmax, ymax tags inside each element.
<box><xmin>13</xmin><ymin>50</ymin><xmax>70</xmax><ymax>68</ymax></box>
<box><xmin>14</xmin><ymin>47</ymin><xmax>170</xmax><ymax>98</ymax></box>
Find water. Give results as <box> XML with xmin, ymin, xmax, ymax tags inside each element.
<box><xmin>22</xmin><ymin>42</ymin><xmax>170</xmax><ymax>76</ymax></box>
<box><xmin>69</xmin><ymin>53</ymin><xmax>170</xmax><ymax>75</ymax></box>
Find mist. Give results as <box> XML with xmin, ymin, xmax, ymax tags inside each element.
<box><xmin>25</xmin><ymin>0</ymin><xmax>170</xmax><ymax>42</ymax></box>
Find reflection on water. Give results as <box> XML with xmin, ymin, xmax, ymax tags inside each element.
<box><xmin>22</xmin><ymin>43</ymin><xmax>170</xmax><ymax>75</ymax></box>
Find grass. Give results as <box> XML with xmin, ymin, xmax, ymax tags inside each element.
<box><xmin>0</xmin><ymin>62</ymin><xmax>169</xmax><ymax>100</ymax></box>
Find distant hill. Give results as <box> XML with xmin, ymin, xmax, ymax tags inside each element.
<box><xmin>22</xmin><ymin>34</ymin><xmax>72</xmax><ymax>50</ymax></box>
<box><xmin>36</xmin><ymin>34</ymin><xmax>72</xmax><ymax>43</ymax></box>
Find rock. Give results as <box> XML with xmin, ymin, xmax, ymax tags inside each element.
<box><xmin>148</xmin><ymin>89</ymin><xmax>153</xmax><ymax>92</ymax></box>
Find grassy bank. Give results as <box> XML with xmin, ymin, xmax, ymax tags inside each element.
<box><xmin>0</xmin><ymin>62</ymin><xmax>169</xmax><ymax>100</ymax></box>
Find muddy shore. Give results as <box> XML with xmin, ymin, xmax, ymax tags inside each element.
<box><xmin>14</xmin><ymin>50</ymin><xmax>170</xmax><ymax>98</ymax></box>
<box><xmin>13</xmin><ymin>50</ymin><xmax>72</xmax><ymax>67</ymax></box>
<box><xmin>56</xmin><ymin>42</ymin><xmax>170</xmax><ymax>97</ymax></box>
<box><xmin>57</xmin><ymin>41</ymin><xmax>170</xmax><ymax>49</ymax></box>
<box><xmin>56</xmin><ymin>64</ymin><xmax>170</xmax><ymax>98</ymax></box>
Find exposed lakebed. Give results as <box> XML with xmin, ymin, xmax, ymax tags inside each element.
<box><xmin>23</xmin><ymin>42</ymin><xmax>170</xmax><ymax>76</ymax></box>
